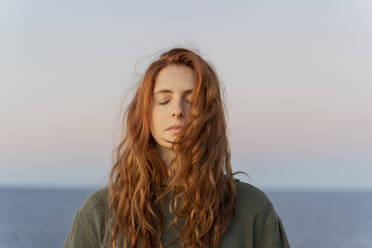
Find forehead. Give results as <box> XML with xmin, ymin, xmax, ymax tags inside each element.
<box><xmin>154</xmin><ymin>65</ymin><xmax>195</xmax><ymax>92</ymax></box>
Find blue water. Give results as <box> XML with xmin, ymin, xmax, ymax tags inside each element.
<box><xmin>0</xmin><ymin>187</ymin><xmax>371</xmax><ymax>248</ymax></box>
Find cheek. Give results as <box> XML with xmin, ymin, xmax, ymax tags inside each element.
<box><xmin>151</xmin><ymin>108</ymin><xmax>166</xmax><ymax>134</ymax></box>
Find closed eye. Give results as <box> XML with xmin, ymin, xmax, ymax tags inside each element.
<box><xmin>158</xmin><ymin>99</ymin><xmax>192</xmax><ymax>105</ymax></box>
<box><xmin>159</xmin><ymin>100</ymin><xmax>170</xmax><ymax>105</ymax></box>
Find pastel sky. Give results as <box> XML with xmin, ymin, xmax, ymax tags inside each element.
<box><xmin>2</xmin><ymin>0</ymin><xmax>372</xmax><ymax>190</ymax></box>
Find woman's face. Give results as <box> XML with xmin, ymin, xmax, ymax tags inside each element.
<box><xmin>151</xmin><ymin>65</ymin><xmax>195</xmax><ymax>150</ymax></box>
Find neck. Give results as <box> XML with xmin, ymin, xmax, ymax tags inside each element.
<box><xmin>156</xmin><ymin>145</ymin><xmax>177</xmax><ymax>183</ymax></box>
<box><xmin>156</xmin><ymin>145</ymin><xmax>175</xmax><ymax>167</ymax></box>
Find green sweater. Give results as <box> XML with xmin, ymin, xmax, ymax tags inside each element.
<box><xmin>64</xmin><ymin>180</ymin><xmax>291</xmax><ymax>248</ymax></box>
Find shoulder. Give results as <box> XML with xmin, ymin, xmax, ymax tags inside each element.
<box><xmin>234</xmin><ymin>179</ymin><xmax>276</xmax><ymax>216</ymax></box>
<box><xmin>78</xmin><ymin>185</ymin><xmax>110</xmax><ymax>218</ymax></box>
<box><xmin>73</xmin><ymin>185</ymin><xmax>110</xmax><ymax>234</ymax></box>
<box><xmin>82</xmin><ymin>186</ymin><xmax>109</xmax><ymax>210</ymax></box>
<box><xmin>233</xmin><ymin>181</ymin><xmax>292</xmax><ymax>247</ymax></box>
<box><xmin>64</xmin><ymin>186</ymin><xmax>111</xmax><ymax>247</ymax></box>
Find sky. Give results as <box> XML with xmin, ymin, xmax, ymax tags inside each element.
<box><xmin>2</xmin><ymin>0</ymin><xmax>372</xmax><ymax>190</ymax></box>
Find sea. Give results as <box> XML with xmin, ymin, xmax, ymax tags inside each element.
<box><xmin>0</xmin><ymin>187</ymin><xmax>371</xmax><ymax>248</ymax></box>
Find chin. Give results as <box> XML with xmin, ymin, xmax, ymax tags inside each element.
<box><xmin>163</xmin><ymin>138</ymin><xmax>177</xmax><ymax>147</ymax></box>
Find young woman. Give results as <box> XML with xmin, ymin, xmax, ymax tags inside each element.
<box><xmin>64</xmin><ymin>48</ymin><xmax>291</xmax><ymax>248</ymax></box>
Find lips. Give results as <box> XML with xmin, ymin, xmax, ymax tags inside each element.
<box><xmin>166</xmin><ymin>125</ymin><xmax>182</xmax><ymax>131</ymax></box>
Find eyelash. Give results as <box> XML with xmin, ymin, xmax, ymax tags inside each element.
<box><xmin>159</xmin><ymin>99</ymin><xmax>191</xmax><ymax>105</ymax></box>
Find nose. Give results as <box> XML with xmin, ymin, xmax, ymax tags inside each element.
<box><xmin>171</xmin><ymin>100</ymin><xmax>185</xmax><ymax>119</ymax></box>
<box><xmin>172</xmin><ymin>111</ymin><xmax>184</xmax><ymax>119</ymax></box>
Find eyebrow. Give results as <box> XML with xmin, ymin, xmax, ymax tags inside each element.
<box><xmin>154</xmin><ymin>89</ymin><xmax>193</xmax><ymax>95</ymax></box>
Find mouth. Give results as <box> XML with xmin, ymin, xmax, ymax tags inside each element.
<box><xmin>167</xmin><ymin>127</ymin><xmax>182</xmax><ymax>134</ymax></box>
<box><xmin>166</xmin><ymin>125</ymin><xmax>183</xmax><ymax>131</ymax></box>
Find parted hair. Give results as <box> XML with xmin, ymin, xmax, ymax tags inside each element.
<box><xmin>106</xmin><ymin>47</ymin><xmax>245</xmax><ymax>248</ymax></box>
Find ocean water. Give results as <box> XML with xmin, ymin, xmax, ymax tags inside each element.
<box><xmin>266</xmin><ymin>190</ymin><xmax>372</xmax><ymax>248</ymax></box>
<box><xmin>0</xmin><ymin>187</ymin><xmax>371</xmax><ymax>248</ymax></box>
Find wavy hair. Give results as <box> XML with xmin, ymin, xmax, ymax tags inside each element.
<box><xmin>106</xmin><ymin>47</ymin><xmax>246</xmax><ymax>248</ymax></box>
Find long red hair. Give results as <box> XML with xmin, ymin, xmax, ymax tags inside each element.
<box><xmin>106</xmin><ymin>48</ymin><xmax>246</xmax><ymax>248</ymax></box>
